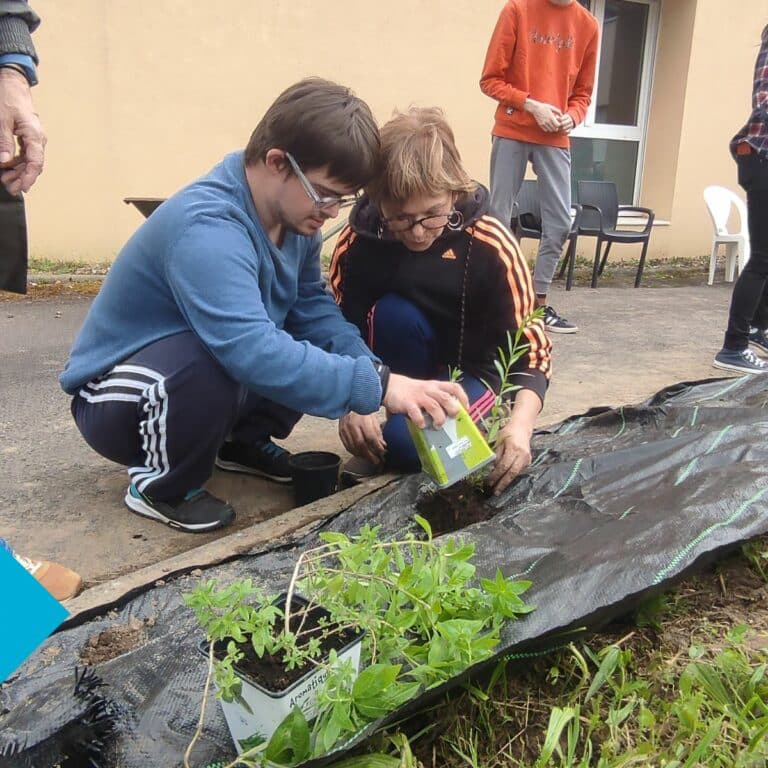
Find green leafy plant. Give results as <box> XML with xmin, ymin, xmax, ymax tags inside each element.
<box><xmin>447</xmin><ymin>364</ymin><xmax>463</xmax><ymax>383</ymax></box>
<box><xmin>449</xmin><ymin>308</ymin><xmax>543</xmax><ymax>453</ymax></box>
<box><xmin>184</xmin><ymin>517</ymin><xmax>534</xmax><ymax>767</ymax></box>
<box><xmin>478</xmin><ymin>327</ymin><xmax>528</xmax><ymax>449</ymax></box>
<box><xmin>741</xmin><ymin>539</ymin><xmax>768</xmax><ymax>582</ymax></box>
<box><xmin>478</xmin><ymin>309</ymin><xmax>544</xmax><ymax>449</ymax></box>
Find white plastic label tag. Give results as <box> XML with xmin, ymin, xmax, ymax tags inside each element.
<box><xmin>446</xmin><ymin>437</ymin><xmax>472</xmax><ymax>459</ymax></box>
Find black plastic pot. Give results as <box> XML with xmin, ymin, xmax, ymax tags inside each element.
<box><xmin>288</xmin><ymin>451</ymin><xmax>341</xmax><ymax>506</ymax></box>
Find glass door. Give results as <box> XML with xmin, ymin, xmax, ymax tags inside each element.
<box><xmin>571</xmin><ymin>0</ymin><xmax>659</xmax><ymax>203</ymax></box>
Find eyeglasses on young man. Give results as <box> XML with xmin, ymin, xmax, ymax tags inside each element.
<box><xmin>284</xmin><ymin>152</ymin><xmax>360</xmax><ymax>210</ymax></box>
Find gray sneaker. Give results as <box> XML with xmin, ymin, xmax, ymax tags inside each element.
<box><xmin>713</xmin><ymin>347</ymin><xmax>768</xmax><ymax>374</ymax></box>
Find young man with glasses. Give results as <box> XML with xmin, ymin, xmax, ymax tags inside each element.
<box><xmin>329</xmin><ymin>108</ymin><xmax>551</xmax><ymax>496</ymax></box>
<box><xmin>60</xmin><ymin>79</ymin><xmax>466</xmax><ymax>533</ymax></box>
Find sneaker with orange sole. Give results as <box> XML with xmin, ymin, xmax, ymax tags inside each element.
<box><xmin>0</xmin><ymin>538</ymin><xmax>83</xmax><ymax>601</ymax></box>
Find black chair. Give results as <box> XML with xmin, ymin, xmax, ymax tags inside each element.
<box><xmin>576</xmin><ymin>181</ymin><xmax>655</xmax><ymax>288</ymax></box>
<box><xmin>513</xmin><ymin>180</ymin><xmax>582</xmax><ymax>291</ymax></box>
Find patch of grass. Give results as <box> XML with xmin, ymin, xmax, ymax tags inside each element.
<box><xmin>330</xmin><ymin>539</ymin><xmax>768</xmax><ymax>768</ymax></box>
<box><xmin>741</xmin><ymin>537</ymin><xmax>768</xmax><ymax>583</ymax></box>
<box><xmin>28</xmin><ymin>257</ymin><xmax>111</xmax><ymax>275</ymax></box>
<box><xmin>26</xmin><ymin>251</ymin><xmax>716</xmax><ymax>290</ymax></box>
<box><xmin>539</xmin><ymin>254</ymin><xmax>713</xmax><ymax>289</ymax></box>
<box><xmin>634</xmin><ymin>592</ymin><xmax>677</xmax><ymax>631</ymax></box>
<box><xmin>403</xmin><ymin>626</ymin><xmax>768</xmax><ymax>768</ymax></box>
<box><xmin>321</xmin><ymin>248</ymin><xmax>334</xmax><ymax>272</ymax></box>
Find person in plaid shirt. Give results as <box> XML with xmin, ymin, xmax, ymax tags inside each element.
<box><xmin>714</xmin><ymin>24</ymin><xmax>768</xmax><ymax>374</ymax></box>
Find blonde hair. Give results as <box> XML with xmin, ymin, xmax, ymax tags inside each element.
<box><xmin>366</xmin><ymin>107</ymin><xmax>476</xmax><ymax>204</ymax></box>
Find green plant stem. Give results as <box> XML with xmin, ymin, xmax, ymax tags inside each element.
<box><xmin>285</xmin><ymin>541</ymin><xmax>439</xmax><ymax>635</ymax></box>
<box><xmin>185</xmin><ymin>640</ymin><xmax>215</xmax><ymax>768</ymax></box>
<box><xmin>284</xmin><ymin>544</ymin><xmax>335</xmax><ymax>635</ymax></box>
<box><xmin>290</xmin><ymin>615</ymin><xmax>402</xmax><ymax>659</ymax></box>
<box><xmin>303</xmin><ymin>567</ymin><xmax>433</xmax><ymax>613</ymax></box>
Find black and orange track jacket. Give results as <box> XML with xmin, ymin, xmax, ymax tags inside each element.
<box><xmin>329</xmin><ymin>185</ymin><xmax>551</xmax><ymax>404</ymax></box>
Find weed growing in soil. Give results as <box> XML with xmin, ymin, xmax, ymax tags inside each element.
<box><xmin>406</xmin><ymin>627</ymin><xmax>768</xmax><ymax>768</ymax></box>
<box><xmin>398</xmin><ymin>537</ymin><xmax>768</xmax><ymax>768</ymax></box>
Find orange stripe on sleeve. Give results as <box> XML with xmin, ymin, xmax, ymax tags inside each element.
<box><xmin>473</xmin><ymin>217</ymin><xmax>552</xmax><ymax>379</ymax></box>
<box><xmin>475</xmin><ymin>218</ymin><xmax>534</xmax><ymax>305</ymax></box>
<box><xmin>328</xmin><ymin>226</ymin><xmax>355</xmax><ymax>304</ymax></box>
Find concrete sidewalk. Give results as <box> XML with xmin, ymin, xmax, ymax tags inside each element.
<box><xmin>0</xmin><ymin>282</ymin><xmax>741</xmax><ymax>587</ymax></box>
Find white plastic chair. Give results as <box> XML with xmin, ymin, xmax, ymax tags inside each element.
<box><xmin>703</xmin><ymin>186</ymin><xmax>750</xmax><ymax>285</ymax></box>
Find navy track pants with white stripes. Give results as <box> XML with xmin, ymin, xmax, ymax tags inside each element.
<box><xmin>71</xmin><ymin>332</ymin><xmax>301</xmax><ymax>501</ymax></box>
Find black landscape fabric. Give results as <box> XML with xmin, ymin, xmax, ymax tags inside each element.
<box><xmin>2</xmin><ymin>376</ymin><xmax>768</xmax><ymax>767</ymax></box>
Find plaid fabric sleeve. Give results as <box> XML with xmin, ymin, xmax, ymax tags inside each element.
<box><xmin>730</xmin><ymin>26</ymin><xmax>768</xmax><ymax>158</ymax></box>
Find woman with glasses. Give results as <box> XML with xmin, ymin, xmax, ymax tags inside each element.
<box><xmin>329</xmin><ymin>107</ymin><xmax>552</xmax><ymax>496</ymax></box>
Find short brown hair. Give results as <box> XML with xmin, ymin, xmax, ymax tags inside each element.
<box><xmin>365</xmin><ymin>107</ymin><xmax>476</xmax><ymax>204</ymax></box>
<box><xmin>244</xmin><ymin>78</ymin><xmax>380</xmax><ymax>189</ymax></box>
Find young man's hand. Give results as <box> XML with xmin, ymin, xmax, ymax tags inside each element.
<box><xmin>339</xmin><ymin>412</ymin><xmax>386</xmax><ymax>464</ymax></box>
<box><xmin>486</xmin><ymin>419</ymin><xmax>533</xmax><ymax>496</ymax></box>
<box><xmin>0</xmin><ymin>68</ymin><xmax>46</xmax><ymax>194</ymax></box>
<box><xmin>382</xmin><ymin>374</ymin><xmax>468</xmax><ymax>429</ymax></box>
<box><xmin>523</xmin><ymin>98</ymin><xmax>563</xmax><ymax>133</ymax></box>
<box><xmin>557</xmin><ymin>113</ymin><xmax>576</xmax><ymax>133</ymax></box>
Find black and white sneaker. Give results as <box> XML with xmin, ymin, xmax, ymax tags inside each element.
<box><xmin>216</xmin><ymin>439</ymin><xmax>293</xmax><ymax>483</ymax></box>
<box><xmin>713</xmin><ymin>347</ymin><xmax>768</xmax><ymax>374</ymax></box>
<box><xmin>542</xmin><ymin>305</ymin><xmax>578</xmax><ymax>334</ymax></box>
<box><xmin>125</xmin><ymin>485</ymin><xmax>235</xmax><ymax>532</ymax></box>
<box><xmin>749</xmin><ymin>327</ymin><xmax>768</xmax><ymax>355</ymax></box>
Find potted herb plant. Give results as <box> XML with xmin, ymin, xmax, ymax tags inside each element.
<box><xmin>192</xmin><ymin>590</ymin><xmax>365</xmax><ymax>754</ymax></box>
<box><xmin>184</xmin><ymin>517</ymin><xmax>534</xmax><ymax>767</ymax></box>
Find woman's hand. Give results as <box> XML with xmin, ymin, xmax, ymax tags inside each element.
<box><xmin>486</xmin><ymin>419</ymin><xmax>533</xmax><ymax>496</ymax></box>
<box><xmin>485</xmin><ymin>389</ymin><xmax>541</xmax><ymax>496</ymax></box>
<box><xmin>339</xmin><ymin>412</ymin><xmax>386</xmax><ymax>464</ymax></box>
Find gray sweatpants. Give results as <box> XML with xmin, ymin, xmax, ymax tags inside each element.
<box><xmin>489</xmin><ymin>136</ymin><xmax>571</xmax><ymax>296</ymax></box>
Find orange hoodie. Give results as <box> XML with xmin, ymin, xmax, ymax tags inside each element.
<box><xmin>480</xmin><ymin>0</ymin><xmax>599</xmax><ymax>148</ymax></box>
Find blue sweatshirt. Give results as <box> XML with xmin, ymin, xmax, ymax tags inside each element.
<box><xmin>60</xmin><ymin>152</ymin><xmax>382</xmax><ymax>418</ymax></box>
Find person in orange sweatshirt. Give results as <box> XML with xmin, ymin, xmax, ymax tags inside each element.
<box><xmin>480</xmin><ymin>0</ymin><xmax>598</xmax><ymax>334</ymax></box>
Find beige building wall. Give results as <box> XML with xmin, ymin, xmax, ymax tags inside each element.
<box><xmin>640</xmin><ymin>0</ymin><xmax>697</xmax><ymax>224</ymax></box>
<box><xmin>643</xmin><ymin>0</ymin><xmax>768</xmax><ymax>260</ymax></box>
<box><xmin>22</xmin><ymin>0</ymin><xmax>768</xmax><ymax>264</ymax></box>
<box><xmin>27</xmin><ymin>0</ymin><xmax>504</xmax><ymax>262</ymax></box>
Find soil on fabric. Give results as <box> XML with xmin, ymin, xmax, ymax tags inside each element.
<box><xmin>80</xmin><ymin>616</ymin><xmax>155</xmax><ymax>665</ymax></box>
<box><xmin>416</xmin><ymin>482</ymin><xmax>496</xmax><ymax>536</ymax></box>
<box><xmin>217</xmin><ymin>600</ymin><xmax>361</xmax><ymax>692</ymax></box>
